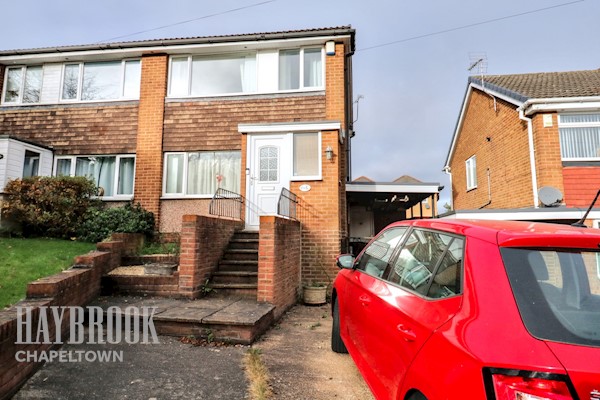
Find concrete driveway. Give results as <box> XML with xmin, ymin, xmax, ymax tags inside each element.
<box><xmin>13</xmin><ymin>304</ymin><xmax>372</xmax><ymax>399</ymax></box>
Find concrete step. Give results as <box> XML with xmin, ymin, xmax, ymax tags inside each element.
<box><xmin>88</xmin><ymin>296</ymin><xmax>274</xmax><ymax>345</ymax></box>
<box><xmin>228</xmin><ymin>239</ymin><xmax>259</xmax><ymax>250</ymax></box>
<box><xmin>233</xmin><ymin>231</ymin><xmax>259</xmax><ymax>240</ymax></box>
<box><xmin>210</xmin><ymin>283</ymin><xmax>257</xmax><ymax>299</ymax></box>
<box><xmin>222</xmin><ymin>249</ymin><xmax>258</xmax><ymax>262</ymax></box>
<box><xmin>212</xmin><ymin>271</ymin><xmax>258</xmax><ymax>285</ymax></box>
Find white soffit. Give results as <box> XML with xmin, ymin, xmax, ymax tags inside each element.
<box><xmin>239</xmin><ymin>121</ymin><xmax>341</xmax><ymax>133</ymax></box>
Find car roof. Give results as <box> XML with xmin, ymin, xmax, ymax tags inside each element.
<box><xmin>386</xmin><ymin>219</ymin><xmax>600</xmax><ymax>249</ymax></box>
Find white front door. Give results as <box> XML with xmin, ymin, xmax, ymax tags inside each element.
<box><xmin>246</xmin><ymin>134</ymin><xmax>291</xmax><ymax>230</ymax></box>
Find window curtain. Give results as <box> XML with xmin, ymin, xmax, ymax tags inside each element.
<box><xmin>293</xmin><ymin>133</ymin><xmax>319</xmax><ymax>176</ymax></box>
<box><xmin>117</xmin><ymin>157</ymin><xmax>135</xmax><ymax>195</ymax></box>
<box><xmin>240</xmin><ymin>56</ymin><xmax>257</xmax><ymax>93</ymax></box>
<box><xmin>279</xmin><ymin>50</ymin><xmax>300</xmax><ymax>90</ymax></box>
<box><xmin>75</xmin><ymin>156</ymin><xmax>115</xmax><ymax>196</ymax></box>
<box><xmin>187</xmin><ymin>152</ymin><xmax>241</xmax><ymax>195</ymax></box>
<box><xmin>165</xmin><ymin>154</ymin><xmax>184</xmax><ymax>194</ymax></box>
<box><xmin>559</xmin><ymin>127</ymin><xmax>600</xmax><ymax>159</ymax></box>
<box><xmin>56</xmin><ymin>159</ymin><xmax>72</xmax><ymax>176</ymax></box>
<box><xmin>303</xmin><ymin>49</ymin><xmax>322</xmax><ymax>88</ymax></box>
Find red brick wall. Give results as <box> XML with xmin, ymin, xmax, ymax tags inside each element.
<box><xmin>450</xmin><ymin>90</ymin><xmax>534</xmax><ymax>209</ymax></box>
<box><xmin>0</xmin><ymin>105</ymin><xmax>138</xmax><ymax>155</ymax></box>
<box><xmin>257</xmin><ymin>216</ymin><xmax>301</xmax><ymax>319</ymax></box>
<box><xmin>178</xmin><ymin>215</ymin><xmax>243</xmax><ymax>298</ymax></box>
<box><xmin>0</xmin><ymin>237</ymin><xmax>126</xmax><ymax>399</ymax></box>
<box><xmin>134</xmin><ymin>54</ymin><xmax>168</xmax><ymax>220</ymax></box>
<box><xmin>163</xmin><ymin>95</ymin><xmax>326</xmax><ymax>151</ymax></box>
<box><xmin>531</xmin><ymin>113</ymin><xmax>565</xmax><ymax>194</ymax></box>
<box><xmin>563</xmin><ymin>166</ymin><xmax>600</xmax><ymax>207</ymax></box>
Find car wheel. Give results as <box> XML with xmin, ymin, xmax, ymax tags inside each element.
<box><xmin>331</xmin><ymin>299</ymin><xmax>348</xmax><ymax>353</ymax></box>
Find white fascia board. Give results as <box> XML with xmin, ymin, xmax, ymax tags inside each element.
<box><xmin>444</xmin><ymin>83</ymin><xmax>523</xmax><ymax>168</ymax></box>
<box><xmin>444</xmin><ymin>209</ymin><xmax>600</xmax><ymax>221</ymax></box>
<box><xmin>239</xmin><ymin>121</ymin><xmax>341</xmax><ymax>134</ymax></box>
<box><xmin>523</xmin><ymin>98</ymin><xmax>600</xmax><ymax>115</ymax></box>
<box><xmin>0</xmin><ymin>35</ymin><xmax>349</xmax><ymax>65</ymax></box>
<box><xmin>346</xmin><ymin>183</ymin><xmax>440</xmax><ymax>194</ymax></box>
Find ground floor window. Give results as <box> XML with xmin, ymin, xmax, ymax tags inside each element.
<box><xmin>54</xmin><ymin>155</ymin><xmax>135</xmax><ymax>198</ymax></box>
<box><xmin>163</xmin><ymin>151</ymin><xmax>241</xmax><ymax>197</ymax></box>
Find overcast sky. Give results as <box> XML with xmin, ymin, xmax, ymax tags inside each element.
<box><xmin>2</xmin><ymin>0</ymin><xmax>600</xmax><ymax>206</ymax></box>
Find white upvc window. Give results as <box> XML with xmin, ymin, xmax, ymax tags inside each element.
<box><xmin>168</xmin><ymin>53</ymin><xmax>257</xmax><ymax>97</ymax></box>
<box><xmin>466</xmin><ymin>155</ymin><xmax>477</xmax><ymax>191</ymax></box>
<box><xmin>278</xmin><ymin>47</ymin><xmax>324</xmax><ymax>91</ymax></box>
<box><xmin>558</xmin><ymin>113</ymin><xmax>600</xmax><ymax>161</ymax></box>
<box><xmin>291</xmin><ymin>132</ymin><xmax>322</xmax><ymax>180</ymax></box>
<box><xmin>163</xmin><ymin>151</ymin><xmax>241</xmax><ymax>197</ymax></box>
<box><xmin>60</xmin><ymin>59</ymin><xmax>141</xmax><ymax>102</ymax></box>
<box><xmin>2</xmin><ymin>65</ymin><xmax>43</xmax><ymax>104</ymax></box>
<box><xmin>54</xmin><ymin>155</ymin><xmax>136</xmax><ymax>200</ymax></box>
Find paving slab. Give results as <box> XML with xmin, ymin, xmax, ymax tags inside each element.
<box><xmin>203</xmin><ymin>300</ymin><xmax>275</xmax><ymax>326</ymax></box>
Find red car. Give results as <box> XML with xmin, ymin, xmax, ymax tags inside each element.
<box><xmin>331</xmin><ymin>219</ymin><xmax>600</xmax><ymax>400</ymax></box>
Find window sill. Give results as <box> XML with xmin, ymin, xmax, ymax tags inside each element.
<box><xmin>97</xmin><ymin>196</ymin><xmax>134</xmax><ymax>201</ymax></box>
<box><xmin>1</xmin><ymin>99</ymin><xmax>139</xmax><ymax>108</ymax></box>
<box><xmin>466</xmin><ymin>186</ymin><xmax>477</xmax><ymax>192</ymax></box>
<box><xmin>160</xmin><ymin>195</ymin><xmax>214</xmax><ymax>200</ymax></box>
<box><xmin>166</xmin><ymin>88</ymin><xmax>325</xmax><ymax>102</ymax></box>
<box><xmin>291</xmin><ymin>176</ymin><xmax>323</xmax><ymax>182</ymax></box>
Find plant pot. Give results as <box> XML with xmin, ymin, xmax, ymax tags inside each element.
<box><xmin>303</xmin><ymin>285</ymin><xmax>327</xmax><ymax>305</ymax></box>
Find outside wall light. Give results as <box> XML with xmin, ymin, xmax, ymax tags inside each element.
<box><xmin>325</xmin><ymin>146</ymin><xmax>334</xmax><ymax>161</ymax></box>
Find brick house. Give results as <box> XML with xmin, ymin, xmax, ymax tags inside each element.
<box><xmin>0</xmin><ymin>26</ymin><xmax>356</xmax><ymax>283</ymax></box>
<box><xmin>444</xmin><ymin>69</ymin><xmax>600</xmax><ymax>225</ymax></box>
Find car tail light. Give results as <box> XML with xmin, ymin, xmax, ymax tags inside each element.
<box><xmin>485</xmin><ymin>368</ymin><xmax>574</xmax><ymax>400</ymax></box>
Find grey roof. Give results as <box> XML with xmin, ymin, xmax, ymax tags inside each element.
<box><xmin>469</xmin><ymin>68</ymin><xmax>600</xmax><ymax>101</ymax></box>
<box><xmin>0</xmin><ymin>26</ymin><xmax>355</xmax><ymax>56</ymax></box>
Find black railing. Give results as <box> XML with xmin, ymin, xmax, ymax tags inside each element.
<box><xmin>277</xmin><ymin>188</ymin><xmax>298</xmax><ymax>220</ymax></box>
<box><xmin>209</xmin><ymin>188</ymin><xmax>244</xmax><ymax>220</ymax></box>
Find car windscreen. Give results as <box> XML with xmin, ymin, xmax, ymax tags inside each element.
<box><xmin>501</xmin><ymin>247</ymin><xmax>600</xmax><ymax>347</ymax></box>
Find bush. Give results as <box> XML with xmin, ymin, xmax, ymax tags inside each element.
<box><xmin>1</xmin><ymin>176</ymin><xmax>98</xmax><ymax>238</ymax></box>
<box><xmin>77</xmin><ymin>203</ymin><xmax>155</xmax><ymax>243</ymax></box>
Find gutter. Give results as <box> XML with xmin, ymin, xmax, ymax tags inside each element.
<box><xmin>517</xmin><ymin>106</ymin><xmax>539</xmax><ymax>208</ymax></box>
<box><xmin>520</xmin><ymin>96</ymin><xmax>600</xmax><ymax>115</ymax></box>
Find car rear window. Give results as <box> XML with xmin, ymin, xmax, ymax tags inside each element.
<box><xmin>501</xmin><ymin>248</ymin><xmax>600</xmax><ymax>347</ymax></box>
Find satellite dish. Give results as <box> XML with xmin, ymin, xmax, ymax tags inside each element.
<box><xmin>538</xmin><ymin>186</ymin><xmax>563</xmax><ymax>207</ymax></box>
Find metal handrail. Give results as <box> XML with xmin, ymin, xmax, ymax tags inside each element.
<box><xmin>277</xmin><ymin>188</ymin><xmax>298</xmax><ymax>220</ymax></box>
<box><xmin>209</xmin><ymin>188</ymin><xmax>244</xmax><ymax>220</ymax></box>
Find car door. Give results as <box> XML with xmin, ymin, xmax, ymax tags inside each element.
<box><xmin>351</xmin><ymin>228</ymin><xmax>465</xmax><ymax>400</ymax></box>
<box><xmin>342</xmin><ymin>226</ymin><xmax>408</xmax><ymax>396</ymax></box>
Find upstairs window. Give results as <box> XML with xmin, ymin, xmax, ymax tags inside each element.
<box><xmin>2</xmin><ymin>66</ymin><xmax>43</xmax><ymax>104</ymax></box>
<box><xmin>61</xmin><ymin>60</ymin><xmax>141</xmax><ymax>102</ymax></box>
<box><xmin>168</xmin><ymin>54</ymin><xmax>257</xmax><ymax>97</ymax></box>
<box><xmin>279</xmin><ymin>48</ymin><xmax>323</xmax><ymax>91</ymax></box>
<box><xmin>559</xmin><ymin>113</ymin><xmax>600</xmax><ymax>160</ymax></box>
<box><xmin>466</xmin><ymin>155</ymin><xmax>477</xmax><ymax>190</ymax></box>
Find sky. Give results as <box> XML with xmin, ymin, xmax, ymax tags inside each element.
<box><xmin>2</xmin><ymin>0</ymin><xmax>600</xmax><ymax>207</ymax></box>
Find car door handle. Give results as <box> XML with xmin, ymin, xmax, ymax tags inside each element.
<box><xmin>359</xmin><ymin>294</ymin><xmax>371</xmax><ymax>306</ymax></box>
<box><xmin>397</xmin><ymin>324</ymin><xmax>417</xmax><ymax>342</ymax></box>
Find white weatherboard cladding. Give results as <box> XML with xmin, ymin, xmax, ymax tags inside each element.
<box><xmin>40</xmin><ymin>64</ymin><xmax>62</xmax><ymax>103</ymax></box>
<box><xmin>0</xmin><ymin>138</ymin><xmax>53</xmax><ymax>191</ymax></box>
<box><xmin>257</xmin><ymin>50</ymin><xmax>278</xmax><ymax>93</ymax></box>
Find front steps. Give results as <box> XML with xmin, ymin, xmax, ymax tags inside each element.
<box><xmin>210</xmin><ymin>231</ymin><xmax>259</xmax><ymax>298</ymax></box>
<box><xmin>89</xmin><ymin>295</ymin><xmax>275</xmax><ymax>345</ymax></box>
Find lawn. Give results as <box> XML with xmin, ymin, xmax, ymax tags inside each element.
<box><xmin>0</xmin><ymin>238</ymin><xmax>96</xmax><ymax>310</ymax></box>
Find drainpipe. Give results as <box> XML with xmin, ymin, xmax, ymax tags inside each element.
<box><xmin>518</xmin><ymin>107</ymin><xmax>539</xmax><ymax>208</ymax></box>
<box><xmin>442</xmin><ymin>166</ymin><xmax>453</xmax><ymax>210</ymax></box>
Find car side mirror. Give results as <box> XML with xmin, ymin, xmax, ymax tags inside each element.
<box><xmin>336</xmin><ymin>254</ymin><xmax>355</xmax><ymax>269</ymax></box>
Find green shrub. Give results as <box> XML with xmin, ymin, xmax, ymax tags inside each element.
<box><xmin>77</xmin><ymin>203</ymin><xmax>155</xmax><ymax>243</ymax></box>
<box><xmin>1</xmin><ymin>176</ymin><xmax>98</xmax><ymax>238</ymax></box>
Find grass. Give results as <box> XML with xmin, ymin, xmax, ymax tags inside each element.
<box><xmin>244</xmin><ymin>348</ymin><xmax>272</xmax><ymax>400</ymax></box>
<box><xmin>139</xmin><ymin>241</ymin><xmax>180</xmax><ymax>255</ymax></box>
<box><xmin>0</xmin><ymin>238</ymin><xmax>96</xmax><ymax>310</ymax></box>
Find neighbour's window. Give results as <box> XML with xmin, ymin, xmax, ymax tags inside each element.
<box><xmin>466</xmin><ymin>155</ymin><xmax>477</xmax><ymax>190</ymax></box>
<box><xmin>387</xmin><ymin>229</ymin><xmax>463</xmax><ymax>298</ymax></box>
<box><xmin>54</xmin><ymin>155</ymin><xmax>135</xmax><ymax>198</ymax></box>
<box><xmin>23</xmin><ymin>150</ymin><xmax>40</xmax><ymax>178</ymax></box>
<box><xmin>293</xmin><ymin>133</ymin><xmax>320</xmax><ymax>178</ymax></box>
<box><xmin>163</xmin><ymin>151</ymin><xmax>241</xmax><ymax>196</ymax></box>
<box><xmin>168</xmin><ymin>54</ymin><xmax>257</xmax><ymax>97</ymax></box>
<box><xmin>3</xmin><ymin>66</ymin><xmax>43</xmax><ymax>104</ymax></box>
<box><xmin>61</xmin><ymin>60</ymin><xmax>141</xmax><ymax>101</ymax></box>
<box><xmin>355</xmin><ymin>227</ymin><xmax>408</xmax><ymax>278</ymax></box>
<box><xmin>558</xmin><ymin>113</ymin><xmax>600</xmax><ymax>160</ymax></box>
<box><xmin>279</xmin><ymin>48</ymin><xmax>323</xmax><ymax>91</ymax></box>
